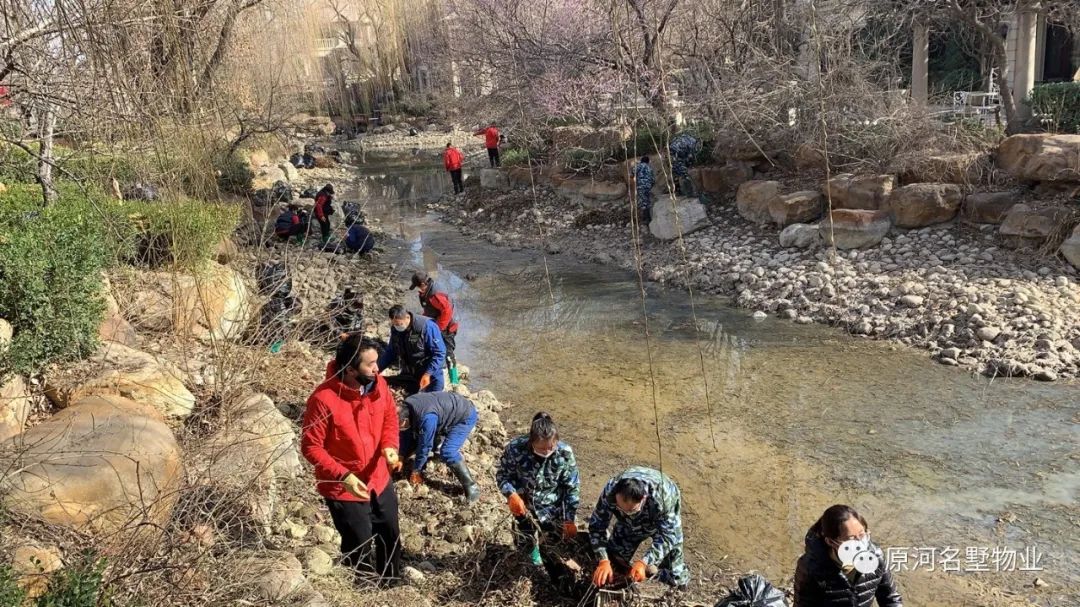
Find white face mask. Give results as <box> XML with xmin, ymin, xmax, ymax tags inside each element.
<box><xmin>533</xmin><ymin>449</ymin><xmax>554</xmax><ymax>459</ymax></box>
<box><xmin>392</xmin><ymin>324</ymin><xmax>407</xmax><ymax>333</ymax></box>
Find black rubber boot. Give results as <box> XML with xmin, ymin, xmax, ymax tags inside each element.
<box><xmin>448</xmin><ymin>460</ymin><xmax>480</xmax><ymax>503</ymax></box>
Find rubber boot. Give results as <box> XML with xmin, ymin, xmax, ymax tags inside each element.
<box><xmin>447</xmin><ymin>460</ymin><xmax>480</xmax><ymax>503</ymax></box>
<box><xmin>449</xmin><ymin>365</ymin><xmax>460</xmax><ymax>385</ymax></box>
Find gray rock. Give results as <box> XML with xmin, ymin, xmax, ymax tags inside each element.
<box><xmin>403</xmin><ymin>566</ymin><xmax>426</xmax><ymax>585</ymax></box>
<box><xmin>900</xmin><ymin>295</ymin><xmax>924</xmax><ymax>307</ymax></box>
<box><xmin>301</xmin><ymin>547</ymin><xmax>334</xmax><ymax>576</ymax></box>
<box><xmin>649</xmin><ymin>196</ymin><xmax>710</xmax><ymax>240</ymax></box>
<box><xmin>976</xmin><ymin>327</ymin><xmax>1001</xmax><ymax>342</ymax></box>
<box><xmin>752</xmin><ymin>311</ymin><xmax>767</xmax><ymax>321</ymax></box>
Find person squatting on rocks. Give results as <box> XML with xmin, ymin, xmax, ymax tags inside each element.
<box><xmin>301</xmin><ymin>335</ymin><xmax>403</xmax><ymax>582</ymax></box>
<box><xmin>474</xmin><ymin>123</ymin><xmax>501</xmax><ymax>167</ymax></box>
<box><xmin>497</xmin><ymin>412</ymin><xmax>581</xmax><ymax>566</ymax></box>
<box><xmin>377</xmin><ymin>305</ymin><xmax>447</xmax><ymax>394</ymax></box>
<box><xmin>444</xmin><ymin>142</ymin><xmax>465</xmax><ymax>194</ymax></box>
<box><xmin>794</xmin><ymin>504</ymin><xmax>903</xmax><ymax>607</ymax></box>
<box><xmin>634</xmin><ymin>155</ymin><xmax>656</xmax><ymax>225</ymax></box>
<box><xmin>589</xmin><ymin>466</ymin><xmax>689</xmax><ymax>589</ymax></box>
<box><xmin>274</xmin><ymin>203</ymin><xmax>308</xmax><ymax>242</ymax></box>
<box><xmin>344</xmin><ymin>212</ymin><xmax>375</xmax><ymax>255</ymax></box>
<box><xmin>410</xmin><ymin>271</ymin><xmax>459</xmax><ymax>374</ymax></box>
<box><xmin>397</xmin><ymin>391</ymin><xmax>480</xmax><ymax>502</ymax></box>
<box><xmin>314</xmin><ymin>183</ymin><xmax>336</xmax><ymax>245</ymax></box>
<box><xmin>328</xmin><ymin>287</ymin><xmax>365</xmax><ymax>338</ymax></box>
<box><xmin>668</xmin><ymin>133</ymin><xmax>701</xmax><ymax>197</ymax></box>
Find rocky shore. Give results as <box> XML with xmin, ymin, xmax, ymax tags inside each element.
<box><xmin>434</xmin><ymin>183</ymin><xmax>1080</xmax><ymax>382</ymax></box>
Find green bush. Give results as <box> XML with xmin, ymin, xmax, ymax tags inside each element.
<box><xmin>0</xmin><ymin>564</ymin><xmax>28</xmax><ymax>606</ymax></box>
<box><xmin>0</xmin><ymin>184</ymin><xmax>109</xmax><ymax>376</ymax></box>
<box><xmin>499</xmin><ymin>148</ymin><xmax>532</xmax><ymax>167</ymax></box>
<box><xmin>1029</xmin><ymin>82</ymin><xmax>1080</xmax><ymax>133</ymax></box>
<box><xmin>117</xmin><ymin>198</ymin><xmax>239</xmax><ymax>269</ymax></box>
<box><xmin>35</xmin><ymin>554</ymin><xmax>110</xmax><ymax>607</ymax></box>
<box><xmin>0</xmin><ymin>144</ymin><xmax>138</xmax><ymax>187</ymax></box>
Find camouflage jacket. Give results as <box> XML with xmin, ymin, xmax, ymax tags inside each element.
<box><xmin>588</xmin><ymin>466</ymin><xmax>684</xmax><ymax>567</ymax></box>
<box><xmin>634</xmin><ymin>162</ymin><xmax>656</xmax><ymax>192</ymax></box>
<box><xmin>669</xmin><ymin>133</ymin><xmax>702</xmax><ymax>161</ymax></box>
<box><xmin>496</xmin><ymin>435</ymin><xmax>580</xmax><ymax>524</ymax></box>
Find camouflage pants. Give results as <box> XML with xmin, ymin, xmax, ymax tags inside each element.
<box><xmin>606</xmin><ymin>523</ymin><xmax>690</xmax><ymax>586</ymax></box>
<box><xmin>636</xmin><ymin>187</ymin><xmax>653</xmax><ymax>211</ymax></box>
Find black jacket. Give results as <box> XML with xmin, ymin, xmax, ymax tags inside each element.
<box><xmin>794</xmin><ymin>530</ymin><xmax>902</xmax><ymax>607</ymax></box>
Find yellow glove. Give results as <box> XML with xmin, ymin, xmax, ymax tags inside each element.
<box><xmin>341</xmin><ymin>473</ymin><xmax>369</xmax><ymax>500</ymax></box>
<box><xmin>383</xmin><ymin>448</ymin><xmax>401</xmax><ymax>472</ymax></box>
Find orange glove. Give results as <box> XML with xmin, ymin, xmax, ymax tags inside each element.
<box><xmin>419</xmin><ymin>373</ymin><xmax>432</xmax><ymax>390</ymax></box>
<box><xmin>592</xmin><ymin>559</ymin><xmax>613</xmax><ymax>587</ymax></box>
<box><xmin>507</xmin><ymin>493</ymin><xmax>527</xmax><ymax>517</ymax></box>
<box><xmin>629</xmin><ymin>560</ymin><xmax>648</xmax><ymax>583</ymax></box>
<box><xmin>409</xmin><ymin>471</ymin><xmax>424</xmax><ymax>486</ymax></box>
<box><xmin>562</xmin><ymin>521</ymin><xmax>578</xmax><ymax>540</ymax></box>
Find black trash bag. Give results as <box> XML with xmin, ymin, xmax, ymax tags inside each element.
<box><xmin>257</xmin><ymin>261</ymin><xmax>292</xmax><ymax>298</ymax></box>
<box><xmin>289</xmin><ymin>153</ymin><xmax>304</xmax><ymax>168</ymax></box>
<box><xmin>302</xmin><ymin>153</ymin><xmax>316</xmax><ymax>169</ymax></box>
<box><xmin>299</xmin><ymin>186</ymin><xmax>320</xmax><ymax>199</ymax></box>
<box><xmin>124</xmin><ymin>182</ymin><xmax>159</xmax><ymax>201</ymax></box>
<box><xmin>270</xmin><ymin>180</ymin><xmax>294</xmax><ymax>204</ymax></box>
<box><xmin>714</xmin><ymin>574</ymin><xmax>788</xmax><ymax>607</ymax></box>
<box><xmin>251</xmin><ymin>188</ymin><xmax>273</xmax><ymax>207</ymax></box>
<box><xmin>407</xmin><ymin>127</ymin><xmax>418</xmax><ymax>136</ymax></box>
<box><xmin>259</xmin><ymin>294</ymin><xmax>300</xmax><ymax>343</ymax></box>
<box><xmin>341</xmin><ymin>202</ymin><xmax>364</xmax><ymax>224</ymax></box>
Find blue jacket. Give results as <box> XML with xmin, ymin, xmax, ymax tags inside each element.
<box><xmin>378</xmin><ymin>315</ymin><xmax>446</xmax><ymax>379</ymax></box>
<box><xmin>346</xmin><ymin>225</ymin><xmax>374</xmax><ymax>253</ymax></box>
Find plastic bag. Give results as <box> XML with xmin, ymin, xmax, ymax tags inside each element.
<box><xmin>714</xmin><ymin>574</ymin><xmax>788</xmax><ymax>607</ymax></box>
<box><xmin>257</xmin><ymin>261</ymin><xmax>292</xmax><ymax>298</ymax></box>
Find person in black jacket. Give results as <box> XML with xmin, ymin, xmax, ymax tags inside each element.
<box><xmin>794</xmin><ymin>504</ymin><xmax>903</xmax><ymax>607</ymax></box>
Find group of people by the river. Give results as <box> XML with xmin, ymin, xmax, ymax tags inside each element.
<box><xmin>300</xmin><ymin>269</ymin><xmax>904</xmax><ymax>606</ymax></box>
<box><xmin>273</xmin><ymin>183</ymin><xmax>374</xmax><ymax>254</ymax></box>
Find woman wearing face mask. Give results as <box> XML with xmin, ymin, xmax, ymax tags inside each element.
<box><xmin>794</xmin><ymin>504</ymin><xmax>903</xmax><ymax>607</ymax></box>
<box><xmin>495</xmin><ymin>412</ymin><xmax>581</xmax><ymax>565</ymax></box>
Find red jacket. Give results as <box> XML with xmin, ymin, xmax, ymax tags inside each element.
<box><xmin>475</xmin><ymin>126</ymin><xmax>500</xmax><ymax>149</ymax></box>
<box><xmin>314</xmin><ymin>192</ymin><xmax>332</xmax><ymax>221</ymax></box>
<box><xmin>420</xmin><ymin>290</ymin><xmax>459</xmax><ymax>333</ymax></box>
<box><xmin>444</xmin><ymin>147</ymin><xmax>463</xmax><ymax>171</ymax></box>
<box><xmin>301</xmin><ymin>361</ymin><xmax>399</xmax><ymax>502</ymax></box>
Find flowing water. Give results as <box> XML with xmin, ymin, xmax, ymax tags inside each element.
<box><xmin>342</xmin><ymin>156</ymin><xmax>1079</xmax><ymax>606</ymax></box>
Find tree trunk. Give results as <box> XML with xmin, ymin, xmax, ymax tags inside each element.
<box><xmin>37</xmin><ymin>101</ymin><xmax>57</xmax><ymax>206</ymax></box>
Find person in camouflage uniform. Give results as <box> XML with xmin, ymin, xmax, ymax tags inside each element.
<box><xmin>634</xmin><ymin>155</ymin><xmax>656</xmax><ymax>225</ymax></box>
<box><xmin>668</xmin><ymin>133</ymin><xmax>702</xmax><ymax>196</ymax></box>
<box><xmin>588</xmin><ymin>466</ymin><xmax>689</xmax><ymax>588</ymax></box>
<box><xmin>496</xmin><ymin>412</ymin><xmax>581</xmax><ymax>559</ymax></box>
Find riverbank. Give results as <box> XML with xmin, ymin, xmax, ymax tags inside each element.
<box><xmin>433</xmin><ymin>182</ymin><xmax>1080</xmax><ymax>382</ymax></box>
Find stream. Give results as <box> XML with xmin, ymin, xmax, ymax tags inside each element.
<box><xmin>342</xmin><ymin>154</ymin><xmax>1079</xmax><ymax>606</ymax></box>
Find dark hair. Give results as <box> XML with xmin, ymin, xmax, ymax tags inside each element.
<box><xmin>613</xmin><ymin>478</ymin><xmax>647</xmax><ymax>503</ymax></box>
<box><xmin>810</xmin><ymin>504</ymin><xmax>868</xmax><ymax>540</ymax></box>
<box><xmin>397</xmin><ymin>403</ymin><xmax>410</xmax><ymax>424</ymax></box>
<box><xmin>446</xmin><ymin>142</ymin><xmax>452</xmax><ymax>148</ymax></box>
<box><xmin>640</xmin><ymin>155</ymin><xmax>650</xmax><ymax>163</ymax></box>
<box><xmin>528</xmin><ymin>411</ymin><xmax>558</xmax><ymax>444</ymax></box>
<box><xmin>388</xmin><ymin>304</ymin><xmax>409</xmax><ymax>320</ymax></box>
<box><xmin>335</xmin><ymin>334</ymin><xmax>380</xmax><ymax>376</ymax></box>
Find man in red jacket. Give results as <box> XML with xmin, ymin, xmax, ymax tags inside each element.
<box><xmin>313</xmin><ymin>183</ymin><xmax>335</xmax><ymax>245</ymax></box>
<box><xmin>474</xmin><ymin>123</ymin><xmax>501</xmax><ymax>167</ymax></box>
<box><xmin>302</xmin><ymin>335</ymin><xmax>403</xmax><ymax>581</ymax></box>
<box><xmin>444</xmin><ymin>142</ymin><xmax>464</xmax><ymax>194</ymax></box>
<box><xmin>410</xmin><ymin>270</ymin><xmax>459</xmax><ymax>371</ymax></box>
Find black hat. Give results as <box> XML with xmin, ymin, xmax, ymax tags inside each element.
<box><xmin>409</xmin><ymin>271</ymin><xmax>430</xmax><ymax>290</ymax></box>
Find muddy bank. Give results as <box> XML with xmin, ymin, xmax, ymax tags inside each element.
<box><xmin>433</xmin><ymin>184</ymin><xmax>1080</xmax><ymax>382</ymax></box>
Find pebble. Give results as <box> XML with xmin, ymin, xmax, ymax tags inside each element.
<box><xmin>403</xmin><ymin>566</ymin><xmax>426</xmax><ymax>585</ymax></box>
<box><xmin>976</xmin><ymin>327</ymin><xmax>1001</xmax><ymax>342</ymax></box>
<box><xmin>752</xmin><ymin>311</ymin><xmax>767</xmax><ymax>321</ymax></box>
<box><xmin>900</xmin><ymin>295</ymin><xmax>924</xmax><ymax>307</ymax></box>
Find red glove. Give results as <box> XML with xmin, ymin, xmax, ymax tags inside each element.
<box><xmin>409</xmin><ymin>471</ymin><xmax>424</xmax><ymax>486</ymax></box>
<box><xmin>629</xmin><ymin>560</ymin><xmax>648</xmax><ymax>583</ymax></box>
<box><xmin>419</xmin><ymin>373</ymin><xmax>432</xmax><ymax>390</ymax></box>
<box><xmin>562</xmin><ymin>521</ymin><xmax>578</xmax><ymax>540</ymax></box>
<box><xmin>507</xmin><ymin>493</ymin><xmax>527</xmax><ymax>517</ymax></box>
<box><xmin>592</xmin><ymin>560</ymin><xmax>613</xmax><ymax>587</ymax></box>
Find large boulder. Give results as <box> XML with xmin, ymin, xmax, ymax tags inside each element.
<box><xmin>479</xmin><ymin>168</ymin><xmax>510</xmax><ymax>191</ymax></box>
<box><xmin>0</xmin><ymin>374</ymin><xmax>30</xmax><ymax>442</ymax></box>
<box><xmin>120</xmin><ymin>264</ymin><xmax>254</xmax><ymax>342</ymax></box>
<box><xmin>193</xmin><ymin>394</ymin><xmax>300</xmax><ymax>532</ymax></box>
<box><xmin>279</xmin><ymin>162</ymin><xmax>299</xmax><ymax>183</ymax></box>
<box><xmin>779</xmin><ymin>223</ymin><xmax>822</xmax><ymax>249</ymax></box>
<box><xmin>824</xmin><ymin>174</ymin><xmax>895</xmax><ymax>210</ymax></box>
<box><xmin>769</xmin><ymin>191</ymin><xmax>823</xmax><ymax>227</ymax></box>
<box><xmin>998</xmin><ymin>204</ymin><xmax>1072</xmax><ymax>249</ymax></box>
<box><xmin>44</xmin><ymin>342</ymin><xmax>195</xmax><ymax>419</ymax></box>
<box><xmin>691</xmin><ymin>162</ymin><xmax>754</xmax><ymax>195</ymax></box>
<box><xmin>997</xmin><ymin>134</ymin><xmax>1080</xmax><ymax>182</ymax></box>
<box><xmin>580</xmin><ymin>180</ymin><xmax>627</xmax><ymax>203</ymax></box>
<box><xmin>507</xmin><ymin>167</ymin><xmax>538</xmax><ymax>188</ymax></box>
<box><xmin>887</xmin><ymin>183</ymin><xmax>963</xmax><ymax>228</ymax></box>
<box><xmin>251</xmin><ymin>165</ymin><xmax>288</xmax><ymax>191</ymax></box>
<box><xmin>1</xmin><ymin>395</ymin><xmax>183</xmax><ymax>534</ymax></box>
<box><xmin>1060</xmin><ymin>225</ymin><xmax>1080</xmax><ymax>269</ymax></box>
<box><xmin>820</xmin><ymin>209</ymin><xmax>892</xmax><ymax>250</ymax></box>
<box><xmin>962</xmin><ymin>191</ymin><xmax>1020</xmax><ymax>224</ymax></box>
<box><xmin>232</xmin><ymin>552</ymin><xmax>307</xmax><ymax>602</ymax></box>
<box><xmin>735</xmin><ymin>180</ymin><xmax>782</xmax><ymax>224</ymax></box>
<box><xmin>649</xmin><ymin>197</ymin><xmax>711</xmax><ymax>240</ymax></box>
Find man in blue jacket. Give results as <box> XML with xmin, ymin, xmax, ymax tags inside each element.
<box><xmin>398</xmin><ymin>391</ymin><xmax>479</xmax><ymax>502</ymax></box>
<box><xmin>344</xmin><ymin>213</ymin><xmax>375</xmax><ymax>255</ymax></box>
<box><xmin>377</xmin><ymin>305</ymin><xmax>446</xmax><ymax>394</ymax></box>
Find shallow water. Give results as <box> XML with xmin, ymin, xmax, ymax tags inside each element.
<box><xmin>342</xmin><ymin>158</ymin><xmax>1079</xmax><ymax>605</ymax></box>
